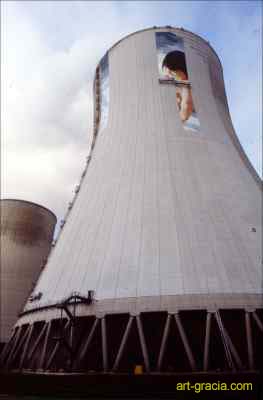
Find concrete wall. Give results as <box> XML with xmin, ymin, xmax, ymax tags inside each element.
<box><xmin>0</xmin><ymin>200</ymin><xmax>56</xmax><ymax>342</ymax></box>
<box><xmin>21</xmin><ymin>27</ymin><xmax>262</xmax><ymax>317</ymax></box>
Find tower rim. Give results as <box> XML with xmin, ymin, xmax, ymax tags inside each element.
<box><xmin>97</xmin><ymin>26</ymin><xmax>224</xmax><ymax>73</ymax></box>
<box><xmin>0</xmin><ymin>198</ymin><xmax>57</xmax><ymax>223</ymax></box>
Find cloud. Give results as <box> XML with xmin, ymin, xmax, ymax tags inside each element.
<box><xmin>1</xmin><ymin>2</ymin><xmax>97</xmax><ymax>230</ymax></box>
<box><xmin>216</xmin><ymin>5</ymin><xmax>262</xmax><ymax>174</ymax></box>
<box><xmin>1</xmin><ymin>1</ymin><xmax>261</xmax><ymax>239</ymax></box>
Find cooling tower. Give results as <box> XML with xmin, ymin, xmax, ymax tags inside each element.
<box><xmin>1</xmin><ymin>27</ymin><xmax>262</xmax><ymax>378</ymax></box>
<box><xmin>0</xmin><ymin>200</ymin><xmax>56</xmax><ymax>351</ymax></box>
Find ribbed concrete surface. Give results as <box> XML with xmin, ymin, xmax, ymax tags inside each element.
<box><xmin>21</xmin><ymin>27</ymin><xmax>262</xmax><ymax>316</ymax></box>
<box><xmin>0</xmin><ymin>200</ymin><xmax>56</xmax><ymax>341</ymax></box>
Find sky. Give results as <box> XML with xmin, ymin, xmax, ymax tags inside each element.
<box><xmin>1</xmin><ymin>0</ymin><xmax>262</xmax><ymax>235</ymax></box>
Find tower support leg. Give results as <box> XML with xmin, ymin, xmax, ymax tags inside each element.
<box><xmin>215</xmin><ymin>311</ymin><xmax>235</xmax><ymax>371</ymax></box>
<box><xmin>5</xmin><ymin>326</ymin><xmax>22</xmax><ymax>368</ymax></box>
<box><xmin>39</xmin><ymin>321</ymin><xmax>52</xmax><ymax>370</ymax></box>
<box><xmin>174</xmin><ymin>313</ymin><xmax>197</xmax><ymax>371</ymax></box>
<box><xmin>224</xmin><ymin>329</ymin><xmax>243</xmax><ymax>370</ymax></box>
<box><xmin>203</xmin><ymin>311</ymin><xmax>212</xmax><ymax>371</ymax></box>
<box><xmin>0</xmin><ymin>328</ymin><xmax>17</xmax><ymax>365</ymax></box>
<box><xmin>77</xmin><ymin>318</ymin><xmax>99</xmax><ymax>364</ymax></box>
<box><xmin>101</xmin><ymin>317</ymin><xmax>108</xmax><ymax>372</ymax></box>
<box><xmin>245</xmin><ymin>311</ymin><xmax>254</xmax><ymax>370</ymax></box>
<box><xmin>19</xmin><ymin>324</ymin><xmax>34</xmax><ymax>370</ymax></box>
<box><xmin>7</xmin><ymin>325</ymin><xmax>30</xmax><ymax>368</ymax></box>
<box><xmin>27</xmin><ymin>322</ymin><xmax>48</xmax><ymax>365</ymax></box>
<box><xmin>112</xmin><ymin>315</ymin><xmax>134</xmax><ymax>372</ymax></box>
<box><xmin>136</xmin><ymin>314</ymin><xmax>150</xmax><ymax>372</ymax></box>
<box><xmin>46</xmin><ymin>320</ymin><xmax>70</xmax><ymax>370</ymax></box>
<box><xmin>252</xmin><ymin>311</ymin><xmax>263</xmax><ymax>332</ymax></box>
<box><xmin>157</xmin><ymin>313</ymin><xmax>171</xmax><ymax>372</ymax></box>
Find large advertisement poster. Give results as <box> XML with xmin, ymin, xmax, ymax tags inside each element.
<box><xmin>155</xmin><ymin>32</ymin><xmax>200</xmax><ymax>132</ymax></box>
<box><xmin>98</xmin><ymin>53</ymin><xmax>109</xmax><ymax>133</ymax></box>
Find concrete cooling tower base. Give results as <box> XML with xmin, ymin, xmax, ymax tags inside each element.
<box><xmin>1</xmin><ymin>298</ymin><xmax>262</xmax><ymax>375</ymax></box>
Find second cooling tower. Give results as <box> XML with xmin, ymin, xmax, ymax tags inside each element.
<box><xmin>2</xmin><ymin>27</ymin><xmax>262</xmax><ymax>375</ymax></box>
<box><xmin>0</xmin><ymin>200</ymin><xmax>56</xmax><ymax>349</ymax></box>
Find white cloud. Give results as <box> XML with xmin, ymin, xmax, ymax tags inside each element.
<box><xmin>219</xmin><ymin>9</ymin><xmax>262</xmax><ymax>174</ymax></box>
<box><xmin>1</xmin><ymin>2</ymin><xmax>97</xmax><ymax>229</ymax></box>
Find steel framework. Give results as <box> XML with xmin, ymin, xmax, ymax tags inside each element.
<box><xmin>1</xmin><ymin>308</ymin><xmax>262</xmax><ymax>373</ymax></box>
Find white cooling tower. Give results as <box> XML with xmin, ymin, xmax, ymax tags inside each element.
<box><xmin>1</xmin><ymin>27</ymin><xmax>262</xmax><ymax>377</ymax></box>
